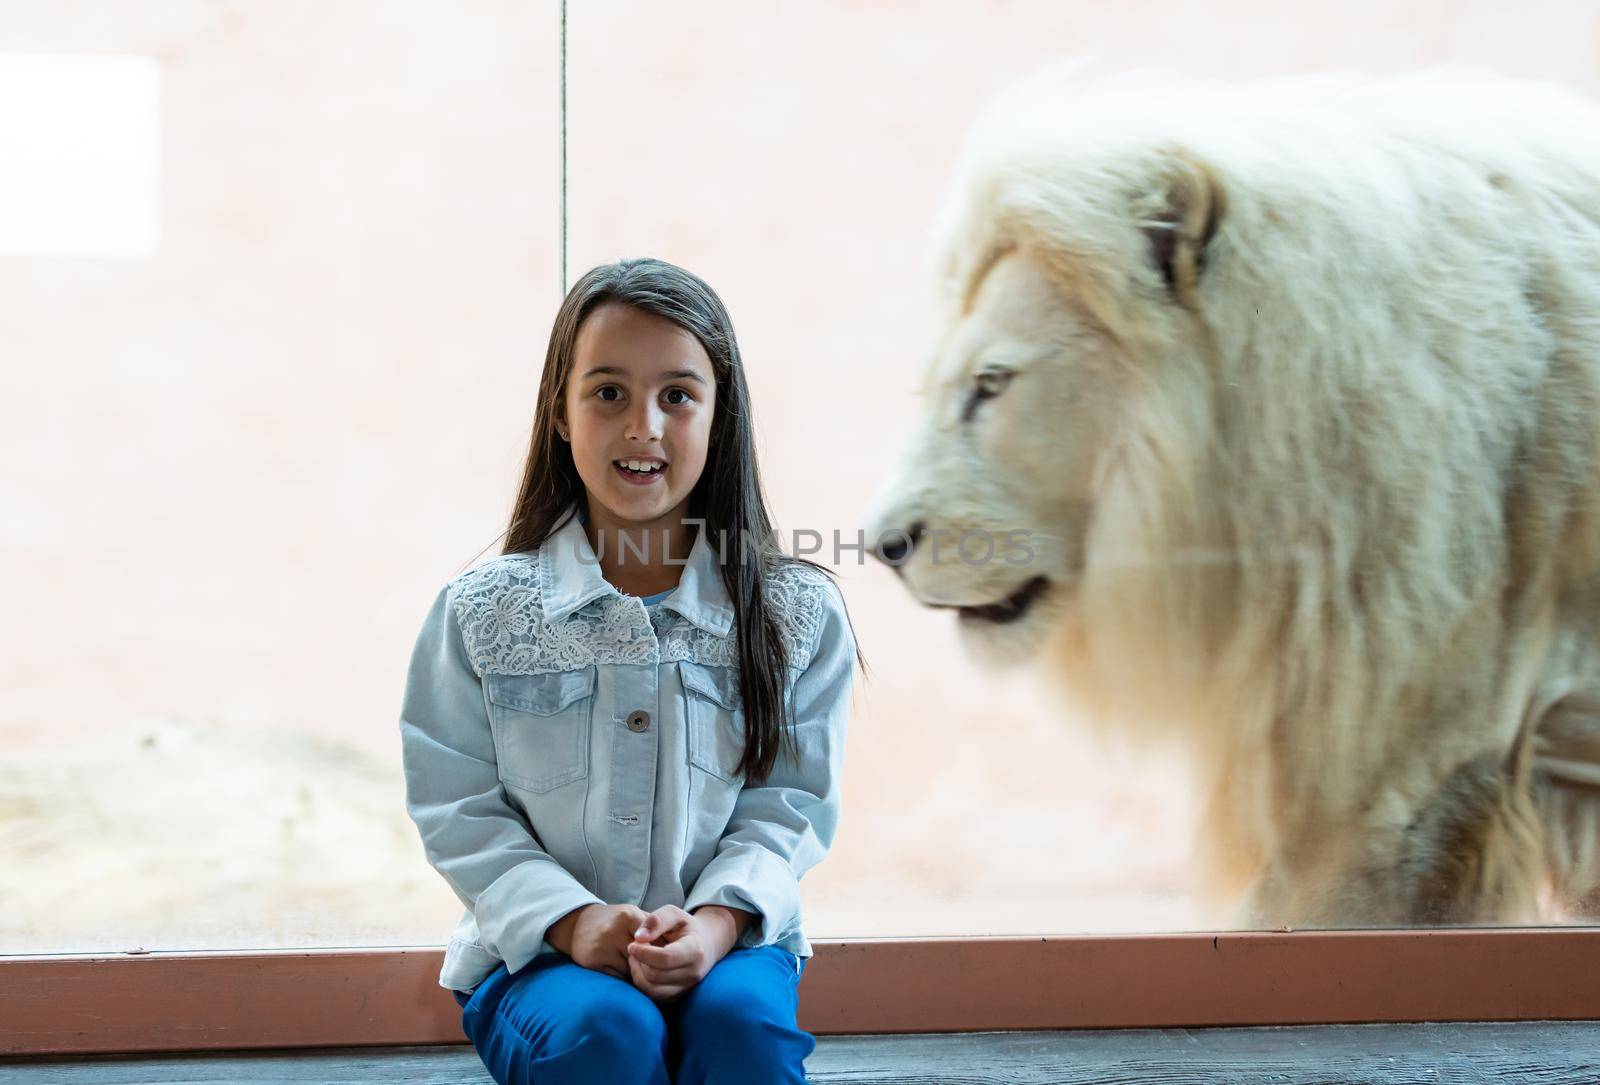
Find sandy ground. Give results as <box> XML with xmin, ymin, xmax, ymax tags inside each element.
<box><xmin>0</xmin><ymin>702</ymin><xmax>1202</xmax><ymax>955</ymax></box>
<box><xmin>5</xmin><ymin>2</ymin><xmax>1600</xmax><ymax>955</ymax></box>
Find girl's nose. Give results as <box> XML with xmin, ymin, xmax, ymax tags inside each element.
<box><xmin>625</xmin><ymin>399</ymin><xmax>665</xmax><ymax>440</ymax></box>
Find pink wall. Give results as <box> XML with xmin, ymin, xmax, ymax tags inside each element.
<box><xmin>4</xmin><ymin>0</ymin><xmax>1597</xmax><ymax>953</ymax></box>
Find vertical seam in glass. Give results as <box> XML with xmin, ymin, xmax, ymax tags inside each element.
<box><xmin>559</xmin><ymin>0</ymin><xmax>567</xmax><ymax>294</ymax></box>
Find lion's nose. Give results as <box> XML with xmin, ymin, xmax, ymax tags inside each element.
<box><xmin>873</xmin><ymin>520</ymin><xmax>924</xmax><ymax>567</ymax></box>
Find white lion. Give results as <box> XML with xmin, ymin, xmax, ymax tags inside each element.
<box><xmin>863</xmin><ymin>67</ymin><xmax>1600</xmax><ymax>928</ymax></box>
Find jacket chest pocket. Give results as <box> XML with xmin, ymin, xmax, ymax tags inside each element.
<box><xmin>678</xmin><ymin>660</ymin><xmax>746</xmax><ymax>784</ymax></box>
<box><xmin>485</xmin><ymin>668</ymin><xmax>596</xmax><ymax>794</ymax></box>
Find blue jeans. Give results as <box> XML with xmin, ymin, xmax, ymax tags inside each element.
<box><xmin>450</xmin><ymin>944</ymin><xmax>813</xmax><ymax>1084</ymax></box>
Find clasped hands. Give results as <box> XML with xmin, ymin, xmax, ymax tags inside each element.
<box><xmin>555</xmin><ymin>902</ymin><xmax>742</xmax><ymax>1003</ymax></box>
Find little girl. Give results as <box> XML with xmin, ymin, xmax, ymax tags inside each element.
<box><xmin>399</xmin><ymin>257</ymin><xmax>862</xmax><ymax>1085</ymax></box>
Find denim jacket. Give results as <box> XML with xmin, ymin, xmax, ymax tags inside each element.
<box><xmin>399</xmin><ymin>504</ymin><xmax>856</xmax><ymax>993</ymax></box>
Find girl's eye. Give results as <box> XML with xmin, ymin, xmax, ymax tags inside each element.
<box><xmin>594</xmin><ymin>386</ymin><xmax>692</xmax><ymax>405</ymax></box>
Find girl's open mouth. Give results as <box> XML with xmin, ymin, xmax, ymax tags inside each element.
<box><xmin>613</xmin><ymin>459</ymin><xmax>667</xmax><ymax>486</ymax></box>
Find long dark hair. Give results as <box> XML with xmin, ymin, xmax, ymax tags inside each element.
<box><xmin>496</xmin><ymin>257</ymin><xmax>866</xmax><ymax>787</ymax></box>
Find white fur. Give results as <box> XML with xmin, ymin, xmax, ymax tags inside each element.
<box><xmin>866</xmin><ymin>68</ymin><xmax>1600</xmax><ymax>926</ymax></box>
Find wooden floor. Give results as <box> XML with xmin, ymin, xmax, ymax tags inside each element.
<box><xmin>6</xmin><ymin>1021</ymin><xmax>1600</xmax><ymax>1083</ymax></box>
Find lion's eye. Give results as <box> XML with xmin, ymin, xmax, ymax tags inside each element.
<box><xmin>974</xmin><ymin>369</ymin><xmax>1013</xmax><ymax>400</ymax></box>
<box><xmin>961</xmin><ymin>368</ymin><xmax>1015</xmax><ymax>423</ymax></box>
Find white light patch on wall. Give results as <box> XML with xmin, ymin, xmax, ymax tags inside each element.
<box><xmin>0</xmin><ymin>54</ymin><xmax>161</xmax><ymax>257</ymax></box>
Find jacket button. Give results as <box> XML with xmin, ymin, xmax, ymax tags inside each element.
<box><xmin>627</xmin><ymin>710</ymin><xmax>650</xmax><ymax>733</ymax></box>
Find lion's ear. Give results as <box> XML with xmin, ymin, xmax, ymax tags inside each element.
<box><xmin>1140</xmin><ymin>152</ymin><xmax>1227</xmax><ymax>308</ymax></box>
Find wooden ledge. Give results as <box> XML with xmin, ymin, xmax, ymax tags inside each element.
<box><xmin>5</xmin><ymin>929</ymin><xmax>1600</xmax><ymax>1056</ymax></box>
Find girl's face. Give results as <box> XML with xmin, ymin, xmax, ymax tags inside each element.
<box><xmin>560</xmin><ymin>301</ymin><xmax>717</xmax><ymax>531</ymax></box>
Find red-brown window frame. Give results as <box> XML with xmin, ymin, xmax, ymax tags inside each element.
<box><xmin>4</xmin><ymin>928</ymin><xmax>1598</xmax><ymax>1057</ymax></box>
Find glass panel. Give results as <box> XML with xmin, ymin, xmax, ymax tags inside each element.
<box><xmin>558</xmin><ymin>1</ymin><xmax>1600</xmax><ymax>939</ymax></box>
<box><xmin>8</xmin><ymin>1</ymin><xmax>1600</xmax><ymax>970</ymax></box>
<box><xmin>1</xmin><ymin>1</ymin><xmax>557</xmax><ymax>954</ymax></box>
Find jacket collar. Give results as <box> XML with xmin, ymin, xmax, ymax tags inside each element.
<box><xmin>538</xmin><ymin>503</ymin><xmax>735</xmax><ymax>639</ymax></box>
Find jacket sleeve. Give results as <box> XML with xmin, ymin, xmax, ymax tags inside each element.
<box><xmin>399</xmin><ymin>582</ymin><xmax>605</xmax><ymax>972</ymax></box>
<box><xmin>682</xmin><ymin>577</ymin><xmax>856</xmax><ymax>949</ymax></box>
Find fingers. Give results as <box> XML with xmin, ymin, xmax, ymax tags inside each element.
<box><xmin>629</xmin><ymin>951</ymin><xmax>697</xmax><ymax>985</ymax></box>
<box><xmin>616</xmin><ymin>905</ymin><xmax>699</xmax><ymax>1002</ymax></box>
<box><xmin>629</xmin><ymin>959</ymin><xmax>690</xmax><ymax>1001</ymax></box>
<box><xmin>633</xmin><ymin>905</ymin><xmax>691</xmax><ymax>945</ymax></box>
<box><xmin>627</xmin><ymin>938</ymin><xmax>691</xmax><ymax>969</ymax></box>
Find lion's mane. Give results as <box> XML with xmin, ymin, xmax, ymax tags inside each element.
<box><xmin>934</xmin><ymin>68</ymin><xmax>1600</xmax><ymax>924</ymax></box>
